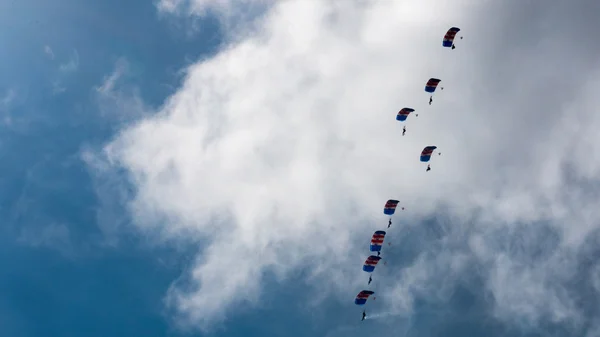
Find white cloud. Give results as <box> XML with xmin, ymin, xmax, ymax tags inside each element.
<box><xmin>90</xmin><ymin>0</ymin><xmax>600</xmax><ymax>333</ymax></box>
<box><xmin>157</xmin><ymin>0</ymin><xmax>268</xmax><ymax>17</ymax></box>
<box><xmin>155</xmin><ymin>0</ymin><xmax>270</xmax><ymax>37</ymax></box>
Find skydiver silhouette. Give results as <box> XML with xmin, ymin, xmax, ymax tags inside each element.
<box><xmin>362</xmin><ymin>311</ymin><xmax>366</xmax><ymax>321</ymax></box>
<box><xmin>451</xmin><ymin>44</ymin><xmax>455</xmax><ymax>50</ymax></box>
<box><xmin>426</xmin><ymin>164</ymin><xmax>431</xmax><ymax>172</ymax></box>
<box><xmin>429</xmin><ymin>96</ymin><xmax>433</xmax><ymax>105</ymax></box>
<box><xmin>377</xmin><ymin>251</ymin><xmax>380</xmax><ymax>256</ymax></box>
<box><xmin>388</xmin><ymin>219</ymin><xmax>392</xmax><ymax>228</ymax></box>
<box><xmin>368</xmin><ymin>276</ymin><xmax>372</xmax><ymax>285</ymax></box>
<box><xmin>402</xmin><ymin>126</ymin><xmax>406</xmax><ymax>136</ymax></box>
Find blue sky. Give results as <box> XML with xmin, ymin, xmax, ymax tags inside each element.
<box><xmin>3</xmin><ymin>0</ymin><xmax>600</xmax><ymax>336</ymax></box>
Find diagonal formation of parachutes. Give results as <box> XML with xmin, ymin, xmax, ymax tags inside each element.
<box><xmin>355</xmin><ymin>27</ymin><xmax>462</xmax><ymax>321</ymax></box>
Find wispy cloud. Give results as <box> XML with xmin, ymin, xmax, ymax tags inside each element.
<box><xmin>44</xmin><ymin>45</ymin><xmax>55</xmax><ymax>59</ymax></box>
<box><xmin>93</xmin><ymin>58</ymin><xmax>150</xmax><ymax>123</ymax></box>
<box><xmin>1</xmin><ymin>89</ymin><xmax>16</xmax><ymax>108</ymax></box>
<box><xmin>0</xmin><ymin>89</ymin><xmax>16</xmax><ymax>125</ymax></box>
<box><xmin>157</xmin><ymin>0</ymin><xmax>267</xmax><ymax>15</ymax></box>
<box><xmin>87</xmin><ymin>0</ymin><xmax>600</xmax><ymax>334</ymax></box>
<box><xmin>95</xmin><ymin>59</ymin><xmax>127</xmax><ymax>95</ymax></box>
<box><xmin>52</xmin><ymin>80</ymin><xmax>66</xmax><ymax>95</ymax></box>
<box><xmin>17</xmin><ymin>223</ymin><xmax>73</xmax><ymax>257</ymax></box>
<box><xmin>59</xmin><ymin>49</ymin><xmax>79</xmax><ymax>72</ymax></box>
<box><xmin>156</xmin><ymin>0</ymin><xmax>270</xmax><ymax>35</ymax></box>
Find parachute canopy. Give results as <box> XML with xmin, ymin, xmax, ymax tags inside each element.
<box><xmin>443</xmin><ymin>27</ymin><xmax>461</xmax><ymax>47</ymax></box>
<box><xmin>370</xmin><ymin>230</ymin><xmax>386</xmax><ymax>252</ymax></box>
<box><xmin>383</xmin><ymin>199</ymin><xmax>400</xmax><ymax>215</ymax></box>
<box><xmin>355</xmin><ymin>290</ymin><xmax>375</xmax><ymax>305</ymax></box>
<box><xmin>396</xmin><ymin>108</ymin><xmax>414</xmax><ymax>122</ymax></box>
<box><xmin>425</xmin><ymin>78</ymin><xmax>441</xmax><ymax>93</ymax></box>
<box><xmin>362</xmin><ymin>255</ymin><xmax>382</xmax><ymax>272</ymax></box>
<box><xmin>420</xmin><ymin>146</ymin><xmax>437</xmax><ymax>162</ymax></box>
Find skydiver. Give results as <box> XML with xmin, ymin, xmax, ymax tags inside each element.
<box><xmin>362</xmin><ymin>311</ymin><xmax>366</xmax><ymax>321</ymax></box>
<box><xmin>451</xmin><ymin>44</ymin><xmax>455</xmax><ymax>50</ymax></box>
<box><xmin>426</xmin><ymin>164</ymin><xmax>431</xmax><ymax>172</ymax></box>
<box><xmin>402</xmin><ymin>126</ymin><xmax>406</xmax><ymax>136</ymax></box>
<box><xmin>377</xmin><ymin>251</ymin><xmax>381</xmax><ymax>256</ymax></box>
<box><xmin>388</xmin><ymin>219</ymin><xmax>392</xmax><ymax>228</ymax></box>
<box><xmin>429</xmin><ymin>96</ymin><xmax>433</xmax><ymax>105</ymax></box>
<box><xmin>368</xmin><ymin>276</ymin><xmax>372</xmax><ymax>285</ymax></box>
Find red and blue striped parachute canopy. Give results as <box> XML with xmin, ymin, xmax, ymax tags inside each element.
<box><xmin>425</xmin><ymin>78</ymin><xmax>441</xmax><ymax>93</ymax></box>
<box><xmin>420</xmin><ymin>146</ymin><xmax>437</xmax><ymax>162</ymax></box>
<box><xmin>443</xmin><ymin>27</ymin><xmax>461</xmax><ymax>47</ymax></box>
<box><xmin>383</xmin><ymin>199</ymin><xmax>400</xmax><ymax>215</ymax></box>
<box><xmin>370</xmin><ymin>230</ymin><xmax>386</xmax><ymax>252</ymax></box>
<box><xmin>355</xmin><ymin>290</ymin><xmax>375</xmax><ymax>305</ymax></box>
<box><xmin>362</xmin><ymin>255</ymin><xmax>382</xmax><ymax>273</ymax></box>
<box><xmin>396</xmin><ymin>108</ymin><xmax>414</xmax><ymax>122</ymax></box>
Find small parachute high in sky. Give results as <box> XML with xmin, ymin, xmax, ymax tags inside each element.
<box><xmin>362</xmin><ymin>255</ymin><xmax>382</xmax><ymax>272</ymax></box>
<box><xmin>355</xmin><ymin>290</ymin><xmax>375</xmax><ymax>305</ymax></box>
<box><xmin>443</xmin><ymin>27</ymin><xmax>461</xmax><ymax>49</ymax></box>
<box><xmin>426</xmin><ymin>78</ymin><xmax>442</xmax><ymax>105</ymax></box>
<box><xmin>383</xmin><ymin>199</ymin><xmax>400</xmax><ymax>215</ymax></box>
<box><xmin>370</xmin><ymin>230</ymin><xmax>386</xmax><ymax>252</ymax></box>
<box><xmin>420</xmin><ymin>146</ymin><xmax>437</xmax><ymax>162</ymax></box>
<box><xmin>425</xmin><ymin>78</ymin><xmax>441</xmax><ymax>93</ymax></box>
<box><xmin>396</xmin><ymin>108</ymin><xmax>415</xmax><ymax>122</ymax></box>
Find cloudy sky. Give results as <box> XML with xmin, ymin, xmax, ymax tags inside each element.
<box><xmin>2</xmin><ymin>0</ymin><xmax>600</xmax><ymax>336</ymax></box>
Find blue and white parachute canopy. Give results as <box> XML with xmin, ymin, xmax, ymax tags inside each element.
<box><xmin>420</xmin><ymin>146</ymin><xmax>437</xmax><ymax>162</ymax></box>
<box><xmin>383</xmin><ymin>199</ymin><xmax>400</xmax><ymax>215</ymax></box>
<box><xmin>370</xmin><ymin>230</ymin><xmax>386</xmax><ymax>252</ymax></box>
<box><xmin>355</xmin><ymin>290</ymin><xmax>375</xmax><ymax>305</ymax></box>
<box><xmin>443</xmin><ymin>27</ymin><xmax>461</xmax><ymax>47</ymax></box>
<box><xmin>362</xmin><ymin>255</ymin><xmax>382</xmax><ymax>273</ymax></box>
<box><xmin>425</xmin><ymin>78</ymin><xmax>441</xmax><ymax>93</ymax></box>
<box><xmin>396</xmin><ymin>108</ymin><xmax>414</xmax><ymax>122</ymax></box>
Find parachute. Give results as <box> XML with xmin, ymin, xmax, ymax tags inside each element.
<box><xmin>425</xmin><ymin>78</ymin><xmax>441</xmax><ymax>93</ymax></box>
<box><xmin>442</xmin><ymin>27</ymin><xmax>461</xmax><ymax>48</ymax></box>
<box><xmin>370</xmin><ymin>230</ymin><xmax>386</xmax><ymax>252</ymax></box>
<box><xmin>362</xmin><ymin>255</ymin><xmax>382</xmax><ymax>272</ymax></box>
<box><xmin>420</xmin><ymin>146</ymin><xmax>437</xmax><ymax>162</ymax></box>
<box><xmin>355</xmin><ymin>290</ymin><xmax>375</xmax><ymax>305</ymax></box>
<box><xmin>383</xmin><ymin>199</ymin><xmax>400</xmax><ymax>215</ymax></box>
<box><xmin>396</xmin><ymin>108</ymin><xmax>414</xmax><ymax>122</ymax></box>
<box><xmin>349</xmin><ymin>22</ymin><xmax>465</xmax><ymax>317</ymax></box>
